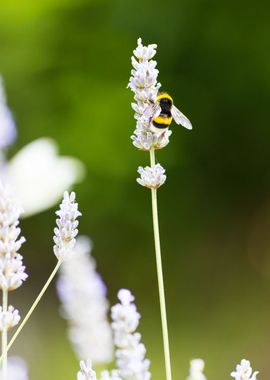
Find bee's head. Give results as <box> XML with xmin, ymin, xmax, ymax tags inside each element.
<box><xmin>158</xmin><ymin>94</ymin><xmax>173</xmax><ymax>111</ymax></box>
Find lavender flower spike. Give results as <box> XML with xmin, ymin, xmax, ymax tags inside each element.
<box><xmin>128</xmin><ymin>38</ymin><xmax>172</xmax><ymax>151</ymax></box>
<box><xmin>231</xmin><ymin>359</ymin><xmax>259</xmax><ymax>380</ymax></box>
<box><xmin>111</xmin><ymin>289</ymin><xmax>151</xmax><ymax>380</ymax></box>
<box><xmin>53</xmin><ymin>191</ymin><xmax>81</xmax><ymax>261</ymax></box>
<box><xmin>57</xmin><ymin>236</ymin><xmax>113</xmax><ymax>364</ymax></box>
<box><xmin>0</xmin><ymin>183</ymin><xmax>27</xmax><ymax>291</ymax></box>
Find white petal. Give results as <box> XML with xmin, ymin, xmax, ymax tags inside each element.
<box><xmin>5</xmin><ymin>138</ymin><xmax>85</xmax><ymax>217</ymax></box>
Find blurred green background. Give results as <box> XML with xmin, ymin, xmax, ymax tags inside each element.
<box><xmin>1</xmin><ymin>0</ymin><xmax>270</xmax><ymax>378</ymax></box>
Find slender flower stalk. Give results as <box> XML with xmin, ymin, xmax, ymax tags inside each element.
<box><xmin>1</xmin><ymin>290</ymin><xmax>7</xmax><ymax>380</ymax></box>
<box><xmin>128</xmin><ymin>38</ymin><xmax>172</xmax><ymax>380</ymax></box>
<box><xmin>0</xmin><ymin>191</ymin><xmax>81</xmax><ymax>362</ymax></box>
<box><xmin>149</xmin><ymin>151</ymin><xmax>171</xmax><ymax>380</ymax></box>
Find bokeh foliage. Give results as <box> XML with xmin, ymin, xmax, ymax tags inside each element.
<box><xmin>1</xmin><ymin>0</ymin><xmax>270</xmax><ymax>379</ymax></box>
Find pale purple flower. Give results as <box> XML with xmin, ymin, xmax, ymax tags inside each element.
<box><xmin>128</xmin><ymin>38</ymin><xmax>171</xmax><ymax>151</ymax></box>
<box><xmin>53</xmin><ymin>191</ymin><xmax>81</xmax><ymax>261</ymax></box>
<box><xmin>0</xmin><ymin>305</ymin><xmax>20</xmax><ymax>331</ymax></box>
<box><xmin>0</xmin><ymin>183</ymin><xmax>27</xmax><ymax>291</ymax></box>
<box><xmin>111</xmin><ymin>289</ymin><xmax>151</xmax><ymax>380</ymax></box>
<box><xmin>137</xmin><ymin>164</ymin><xmax>166</xmax><ymax>189</ymax></box>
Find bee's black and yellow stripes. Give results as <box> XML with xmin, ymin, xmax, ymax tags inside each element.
<box><xmin>152</xmin><ymin>92</ymin><xmax>173</xmax><ymax>129</ymax></box>
<box><xmin>152</xmin><ymin>115</ymin><xmax>173</xmax><ymax>129</ymax></box>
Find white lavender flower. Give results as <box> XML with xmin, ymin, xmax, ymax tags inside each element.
<box><xmin>0</xmin><ymin>77</ymin><xmax>16</xmax><ymax>150</ymax></box>
<box><xmin>111</xmin><ymin>289</ymin><xmax>151</xmax><ymax>380</ymax></box>
<box><xmin>57</xmin><ymin>235</ymin><xmax>113</xmax><ymax>364</ymax></box>
<box><xmin>53</xmin><ymin>191</ymin><xmax>81</xmax><ymax>261</ymax></box>
<box><xmin>231</xmin><ymin>359</ymin><xmax>258</xmax><ymax>380</ymax></box>
<box><xmin>0</xmin><ymin>357</ymin><xmax>29</xmax><ymax>380</ymax></box>
<box><xmin>137</xmin><ymin>164</ymin><xmax>166</xmax><ymax>189</ymax></box>
<box><xmin>0</xmin><ymin>305</ymin><xmax>20</xmax><ymax>331</ymax></box>
<box><xmin>0</xmin><ymin>183</ymin><xmax>27</xmax><ymax>291</ymax></box>
<box><xmin>77</xmin><ymin>360</ymin><xmax>97</xmax><ymax>380</ymax></box>
<box><xmin>186</xmin><ymin>359</ymin><xmax>206</xmax><ymax>380</ymax></box>
<box><xmin>128</xmin><ymin>38</ymin><xmax>172</xmax><ymax>151</ymax></box>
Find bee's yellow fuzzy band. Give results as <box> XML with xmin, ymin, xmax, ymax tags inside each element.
<box><xmin>156</xmin><ymin>93</ymin><xmax>173</xmax><ymax>102</ymax></box>
<box><xmin>153</xmin><ymin>116</ymin><xmax>172</xmax><ymax>125</ymax></box>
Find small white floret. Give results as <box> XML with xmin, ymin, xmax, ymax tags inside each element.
<box><xmin>77</xmin><ymin>360</ymin><xmax>97</xmax><ymax>380</ymax></box>
<box><xmin>137</xmin><ymin>164</ymin><xmax>166</xmax><ymax>189</ymax></box>
<box><xmin>231</xmin><ymin>359</ymin><xmax>259</xmax><ymax>380</ymax></box>
<box><xmin>186</xmin><ymin>359</ymin><xmax>207</xmax><ymax>380</ymax></box>
<box><xmin>0</xmin><ymin>305</ymin><xmax>20</xmax><ymax>331</ymax></box>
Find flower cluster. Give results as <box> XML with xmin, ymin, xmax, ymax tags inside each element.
<box><xmin>0</xmin><ymin>306</ymin><xmax>20</xmax><ymax>331</ymax></box>
<box><xmin>137</xmin><ymin>164</ymin><xmax>166</xmax><ymax>189</ymax></box>
<box><xmin>57</xmin><ymin>235</ymin><xmax>113</xmax><ymax>364</ymax></box>
<box><xmin>231</xmin><ymin>359</ymin><xmax>259</xmax><ymax>380</ymax></box>
<box><xmin>128</xmin><ymin>38</ymin><xmax>172</xmax><ymax>152</ymax></box>
<box><xmin>76</xmin><ymin>289</ymin><xmax>150</xmax><ymax>380</ymax></box>
<box><xmin>0</xmin><ymin>183</ymin><xmax>27</xmax><ymax>291</ymax></box>
<box><xmin>186</xmin><ymin>359</ymin><xmax>207</xmax><ymax>380</ymax></box>
<box><xmin>53</xmin><ymin>191</ymin><xmax>81</xmax><ymax>261</ymax></box>
<box><xmin>111</xmin><ymin>289</ymin><xmax>150</xmax><ymax>380</ymax></box>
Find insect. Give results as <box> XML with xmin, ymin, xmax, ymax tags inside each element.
<box><xmin>147</xmin><ymin>92</ymin><xmax>192</xmax><ymax>133</ymax></box>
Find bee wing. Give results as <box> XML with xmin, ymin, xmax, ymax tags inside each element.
<box><xmin>144</xmin><ymin>103</ymin><xmax>161</xmax><ymax>120</ymax></box>
<box><xmin>171</xmin><ymin>105</ymin><xmax>192</xmax><ymax>130</ymax></box>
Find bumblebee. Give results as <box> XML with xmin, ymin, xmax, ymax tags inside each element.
<box><xmin>148</xmin><ymin>92</ymin><xmax>192</xmax><ymax>133</ymax></box>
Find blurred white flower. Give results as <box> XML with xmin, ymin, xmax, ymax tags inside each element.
<box><xmin>137</xmin><ymin>164</ymin><xmax>166</xmax><ymax>189</ymax></box>
<box><xmin>53</xmin><ymin>191</ymin><xmax>81</xmax><ymax>261</ymax></box>
<box><xmin>57</xmin><ymin>235</ymin><xmax>113</xmax><ymax>364</ymax></box>
<box><xmin>231</xmin><ymin>359</ymin><xmax>258</xmax><ymax>380</ymax></box>
<box><xmin>0</xmin><ymin>77</ymin><xmax>17</xmax><ymax>150</ymax></box>
<box><xmin>4</xmin><ymin>138</ymin><xmax>85</xmax><ymax>217</ymax></box>
<box><xmin>111</xmin><ymin>289</ymin><xmax>151</xmax><ymax>380</ymax></box>
<box><xmin>186</xmin><ymin>359</ymin><xmax>206</xmax><ymax>380</ymax></box>
<box><xmin>0</xmin><ymin>357</ymin><xmax>29</xmax><ymax>380</ymax></box>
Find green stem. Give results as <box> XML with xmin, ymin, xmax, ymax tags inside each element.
<box><xmin>150</xmin><ymin>148</ymin><xmax>172</xmax><ymax>380</ymax></box>
<box><xmin>0</xmin><ymin>260</ymin><xmax>61</xmax><ymax>363</ymax></box>
<box><xmin>1</xmin><ymin>289</ymin><xmax>8</xmax><ymax>380</ymax></box>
